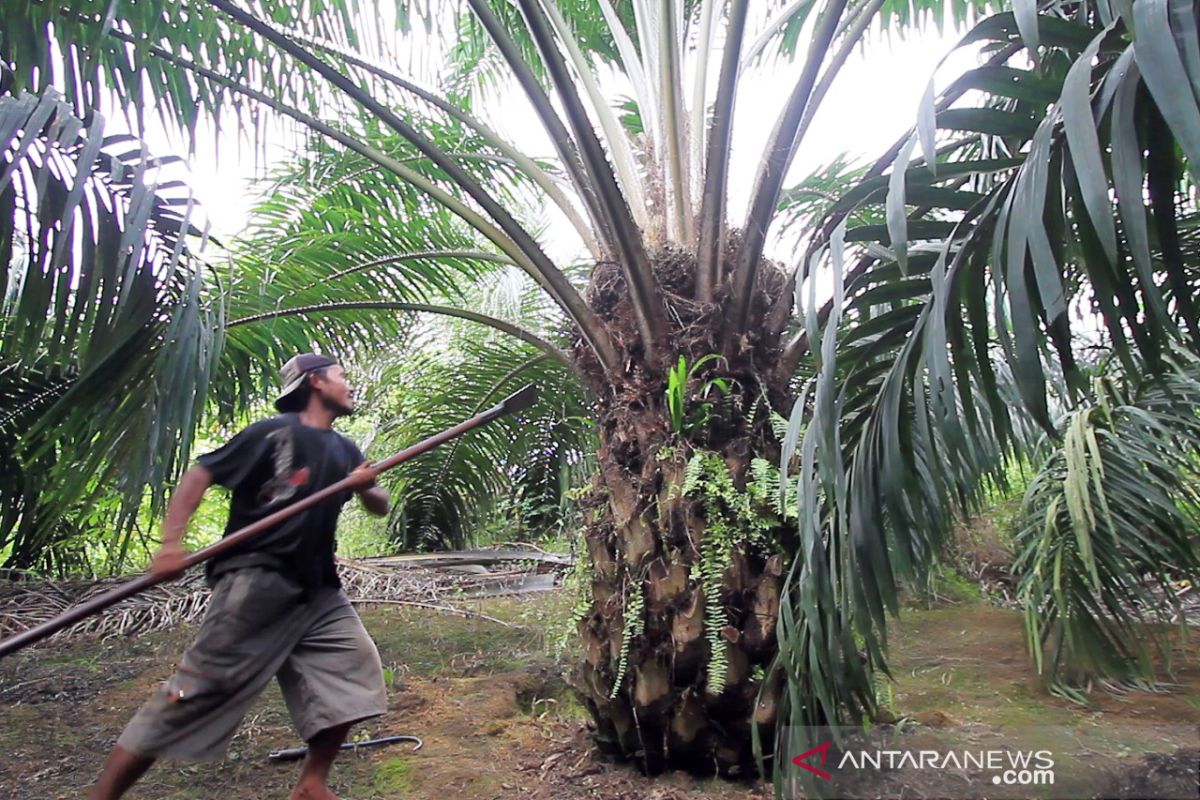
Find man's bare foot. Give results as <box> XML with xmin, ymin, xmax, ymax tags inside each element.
<box><xmin>289</xmin><ymin>782</ymin><xmax>339</xmax><ymax>800</ymax></box>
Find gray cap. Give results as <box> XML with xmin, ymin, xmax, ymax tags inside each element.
<box><xmin>275</xmin><ymin>353</ymin><xmax>338</xmax><ymax>412</ymax></box>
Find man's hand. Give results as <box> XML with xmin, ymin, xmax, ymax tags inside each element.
<box><xmin>151</xmin><ymin>540</ymin><xmax>189</xmax><ymax>581</ymax></box>
<box><xmin>347</xmin><ymin>460</ymin><xmax>380</xmax><ymax>491</ymax></box>
<box><xmin>350</xmin><ymin>460</ymin><xmax>390</xmax><ymax>516</ymax></box>
<box><xmin>149</xmin><ymin>463</ymin><xmax>211</xmax><ymax>581</ymax></box>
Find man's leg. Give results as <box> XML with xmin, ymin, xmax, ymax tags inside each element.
<box><xmin>290</xmin><ymin>722</ymin><xmax>351</xmax><ymax>800</ymax></box>
<box><xmin>93</xmin><ymin>569</ymin><xmax>308</xmax><ymax>795</ymax></box>
<box><xmin>86</xmin><ymin>745</ymin><xmax>155</xmax><ymax>800</ymax></box>
<box><xmin>278</xmin><ymin>590</ymin><xmax>388</xmax><ymax>800</ymax></box>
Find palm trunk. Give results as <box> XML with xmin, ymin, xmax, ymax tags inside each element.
<box><xmin>570</xmin><ymin>245</ymin><xmax>792</xmax><ymax>776</ymax></box>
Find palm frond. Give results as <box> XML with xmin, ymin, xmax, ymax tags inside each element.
<box><xmin>5</xmin><ymin>1</ymin><xmax>625</xmax><ymax>374</ymax></box>
<box><xmin>272</xmin><ymin>34</ymin><xmax>602</xmax><ymax>253</ymax></box>
<box><xmin>2</xmin><ymin>0</ymin><xmax>389</xmax><ymax>143</ymax></box>
<box><xmin>211</xmin><ymin>116</ymin><xmax>593</xmax><ymax>411</ymax></box>
<box><xmin>775</xmin><ymin>155</ymin><xmax>877</xmax><ymax>246</ymax></box>
<box><xmin>374</xmin><ymin>334</ymin><xmax>593</xmax><ymax>552</ymax></box>
<box><xmin>696</xmin><ymin>0</ymin><xmax>749</xmax><ymax>303</ymax></box>
<box><xmin>774</xmin><ymin>0</ymin><xmax>1200</xmax><ymax>777</ymax></box>
<box><xmin>206</xmin><ymin>0</ymin><xmax>616</xmax><ymax>364</ymax></box>
<box><xmin>468</xmin><ymin>0</ymin><xmax>666</xmax><ymax>358</ymax></box>
<box><xmin>1015</xmin><ymin>353</ymin><xmax>1200</xmax><ymax>693</ymax></box>
<box><xmin>729</xmin><ymin>0</ymin><xmax>851</xmax><ymax>333</ymax></box>
<box><xmin>0</xmin><ymin>90</ymin><xmax>218</xmax><ymax>574</ymax></box>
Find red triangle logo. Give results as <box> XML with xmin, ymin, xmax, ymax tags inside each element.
<box><xmin>791</xmin><ymin>741</ymin><xmax>833</xmax><ymax>780</ymax></box>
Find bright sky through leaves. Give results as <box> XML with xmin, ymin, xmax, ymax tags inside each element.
<box><xmin>131</xmin><ymin>17</ymin><xmax>976</xmax><ymax>263</ymax></box>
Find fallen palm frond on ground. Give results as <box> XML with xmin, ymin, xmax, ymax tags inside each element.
<box><xmin>0</xmin><ymin>551</ymin><xmax>570</xmax><ymax>645</ymax></box>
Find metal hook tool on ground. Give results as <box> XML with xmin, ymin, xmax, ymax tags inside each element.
<box><xmin>268</xmin><ymin>734</ymin><xmax>423</xmax><ymax>762</ymax></box>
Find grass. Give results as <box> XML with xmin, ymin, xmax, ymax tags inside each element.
<box><xmin>915</xmin><ymin>564</ymin><xmax>985</xmax><ymax>607</ymax></box>
<box><xmin>362</xmin><ymin>593</ymin><xmax>573</xmax><ymax>680</ymax></box>
<box><xmin>371</xmin><ymin>757</ymin><xmax>414</xmax><ymax>795</ymax></box>
<box><xmin>875</xmin><ymin>603</ymin><xmax>1200</xmax><ymax>799</ymax></box>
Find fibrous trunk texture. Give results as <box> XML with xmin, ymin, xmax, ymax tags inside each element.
<box><xmin>570</xmin><ymin>244</ymin><xmax>793</xmax><ymax>776</ymax></box>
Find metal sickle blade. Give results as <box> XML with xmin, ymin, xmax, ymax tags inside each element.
<box><xmin>498</xmin><ymin>383</ymin><xmax>538</xmax><ymax>416</ymax></box>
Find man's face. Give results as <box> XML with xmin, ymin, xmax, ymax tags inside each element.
<box><xmin>311</xmin><ymin>364</ymin><xmax>355</xmax><ymax>416</ymax></box>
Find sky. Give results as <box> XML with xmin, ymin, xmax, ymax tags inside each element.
<box><xmin>135</xmin><ymin>10</ymin><xmax>981</xmax><ymax>264</ymax></box>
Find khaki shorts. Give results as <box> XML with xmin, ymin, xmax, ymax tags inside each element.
<box><xmin>118</xmin><ymin>568</ymin><xmax>387</xmax><ymax>760</ymax></box>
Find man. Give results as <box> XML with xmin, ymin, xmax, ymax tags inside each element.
<box><xmin>88</xmin><ymin>353</ymin><xmax>390</xmax><ymax>800</ymax></box>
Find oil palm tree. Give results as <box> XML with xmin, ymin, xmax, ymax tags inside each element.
<box><xmin>7</xmin><ymin>0</ymin><xmax>982</xmax><ymax>775</ymax></box>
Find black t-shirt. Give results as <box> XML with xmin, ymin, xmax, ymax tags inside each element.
<box><xmin>196</xmin><ymin>414</ymin><xmax>364</xmax><ymax>591</ymax></box>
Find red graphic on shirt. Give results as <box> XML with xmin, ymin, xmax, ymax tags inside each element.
<box><xmin>289</xmin><ymin>467</ymin><xmax>311</xmax><ymax>487</ymax></box>
<box><xmin>792</xmin><ymin>741</ymin><xmax>833</xmax><ymax>780</ymax></box>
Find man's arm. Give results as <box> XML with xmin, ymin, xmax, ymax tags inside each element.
<box><xmin>358</xmin><ymin>484</ymin><xmax>390</xmax><ymax>516</ymax></box>
<box><xmin>348</xmin><ymin>461</ymin><xmax>390</xmax><ymax>516</ymax></box>
<box><xmin>151</xmin><ymin>464</ymin><xmax>214</xmax><ymax>578</ymax></box>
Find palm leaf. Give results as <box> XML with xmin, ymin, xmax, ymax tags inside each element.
<box><xmin>211</xmin><ymin>125</ymin><xmax>530</xmax><ymax>415</ymax></box>
<box><xmin>373</xmin><ymin>332</ymin><xmax>593</xmax><ymax>551</ymax></box>
<box><xmin>2</xmin><ymin>0</ymin><xmax>386</xmax><ymax>141</ymax></box>
<box><xmin>0</xmin><ymin>90</ymin><xmax>218</xmax><ymax>574</ymax></box>
<box><xmin>1014</xmin><ymin>353</ymin><xmax>1200</xmax><ymax>693</ymax></box>
<box><xmin>775</xmin><ymin>0</ymin><xmax>1200</xmax><ymax>776</ymax></box>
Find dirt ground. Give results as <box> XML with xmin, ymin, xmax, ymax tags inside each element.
<box><xmin>0</xmin><ymin>592</ymin><xmax>1196</xmax><ymax>799</ymax></box>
